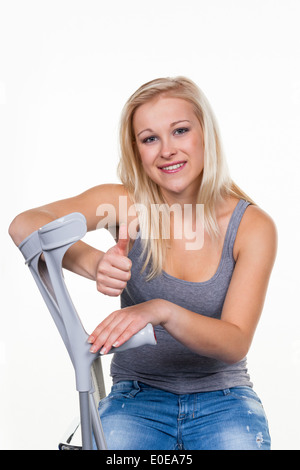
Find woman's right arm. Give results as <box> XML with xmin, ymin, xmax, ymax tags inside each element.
<box><xmin>8</xmin><ymin>183</ymin><xmax>130</xmax><ymax>283</ymax></box>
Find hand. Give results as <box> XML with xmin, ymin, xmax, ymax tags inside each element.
<box><xmin>88</xmin><ymin>299</ymin><xmax>167</xmax><ymax>354</ymax></box>
<box><xmin>96</xmin><ymin>224</ymin><xmax>131</xmax><ymax>296</ymax></box>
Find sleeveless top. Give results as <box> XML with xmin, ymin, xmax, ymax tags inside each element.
<box><xmin>110</xmin><ymin>199</ymin><xmax>253</xmax><ymax>394</ymax></box>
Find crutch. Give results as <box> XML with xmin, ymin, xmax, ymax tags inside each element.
<box><xmin>18</xmin><ymin>212</ymin><xmax>157</xmax><ymax>450</ymax></box>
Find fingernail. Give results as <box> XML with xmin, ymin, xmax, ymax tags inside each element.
<box><xmin>90</xmin><ymin>345</ymin><xmax>97</xmax><ymax>353</ymax></box>
<box><xmin>112</xmin><ymin>341</ymin><xmax>119</xmax><ymax>348</ymax></box>
<box><xmin>100</xmin><ymin>347</ymin><xmax>107</xmax><ymax>355</ymax></box>
<box><xmin>88</xmin><ymin>336</ymin><xmax>94</xmax><ymax>344</ymax></box>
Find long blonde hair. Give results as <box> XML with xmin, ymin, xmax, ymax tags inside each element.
<box><xmin>118</xmin><ymin>76</ymin><xmax>254</xmax><ymax>279</ymax></box>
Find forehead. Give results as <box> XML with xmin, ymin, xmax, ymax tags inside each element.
<box><xmin>133</xmin><ymin>96</ymin><xmax>196</xmax><ymax>131</ymax></box>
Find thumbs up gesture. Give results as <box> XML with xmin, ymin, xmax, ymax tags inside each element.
<box><xmin>96</xmin><ymin>224</ymin><xmax>132</xmax><ymax>296</ymax></box>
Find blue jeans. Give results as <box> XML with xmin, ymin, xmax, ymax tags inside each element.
<box><xmin>97</xmin><ymin>380</ymin><xmax>271</xmax><ymax>450</ymax></box>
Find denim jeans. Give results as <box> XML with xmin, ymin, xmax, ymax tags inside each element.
<box><xmin>96</xmin><ymin>380</ymin><xmax>271</xmax><ymax>450</ymax></box>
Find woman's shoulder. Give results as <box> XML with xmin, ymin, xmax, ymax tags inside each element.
<box><xmin>79</xmin><ymin>183</ymin><xmax>134</xmax><ymax>209</ymax></box>
<box><xmin>240</xmin><ymin>202</ymin><xmax>277</xmax><ymax>237</ymax></box>
<box><xmin>233</xmin><ymin>200</ymin><xmax>278</xmax><ymax>262</ymax></box>
<box><xmin>218</xmin><ymin>195</ymin><xmax>277</xmax><ymax>236</ymax></box>
<box><xmin>86</xmin><ymin>182</ymin><xmax>129</xmax><ymax>198</ymax></box>
<box><xmin>69</xmin><ymin>183</ymin><xmax>136</xmax><ymax>231</ymax></box>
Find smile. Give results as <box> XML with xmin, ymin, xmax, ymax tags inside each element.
<box><xmin>158</xmin><ymin>161</ymin><xmax>187</xmax><ymax>173</ymax></box>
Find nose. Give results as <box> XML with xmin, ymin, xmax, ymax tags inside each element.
<box><xmin>160</xmin><ymin>137</ymin><xmax>176</xmax><ymax>159</ymax></box>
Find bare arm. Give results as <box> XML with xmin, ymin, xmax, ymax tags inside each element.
<box><xmin>159</xmin><ymin>207</ymin><xmax>278</xmax><ymax>363</ymax></box>
<box><xmin>8</xmin><ymin>184</ymin><xmax>130</xmax><ymax>281</ymax></box>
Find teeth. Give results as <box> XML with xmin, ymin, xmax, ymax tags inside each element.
<box><xmin>161</xmin><ymin>162</ymin><xmax>185</xmax><ymax>170</ymax></box>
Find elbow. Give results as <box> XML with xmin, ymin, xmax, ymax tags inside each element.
<box><xmin>9</xmin><ymin>209</ymin><xmax>57</xmax><ymax>247</ymax></box>
<box><xmin>223</xmin><ymin>354</ymin><xmax>247</xmax><ymax>366</ymax></box>
<box><xmin>222</xmin><ymin>344</ymin><xmax>250</xmax><ymax>365</ymax></box>
<box><xmin>218</xmin><ymin>323</ymin><xmax>252</xmax><ymax>365</ymax></box>
<box><xmin>8</xmin><ymin>214</ymin><xmax>22</xmax><ymax>245</ymax></box>
<box><xmin>8</xmin><ymin>211</ymin><xmax>33</xmax><ymax>246</ymax></box>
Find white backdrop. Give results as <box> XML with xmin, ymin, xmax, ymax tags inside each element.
<box><xmin>1</xmin><ymin>0</ymin><xmax>299</xmax><ymax>450</ymax></box>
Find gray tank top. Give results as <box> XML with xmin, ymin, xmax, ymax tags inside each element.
<box><xmin>111</xmin><ymin>199</ymin><xmax>253</xmax><ymax>394</ymax></box>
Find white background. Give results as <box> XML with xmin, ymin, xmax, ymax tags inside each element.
<box><xmin>1</xmin><ymin>0</ymin><xmax>299</xmax><ymax>450</ymax></box>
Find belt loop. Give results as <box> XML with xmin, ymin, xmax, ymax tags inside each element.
<box><xmin>129</xmin><ymin>381</ymin><xmax>141</xmax><ymax>397</ymax></box>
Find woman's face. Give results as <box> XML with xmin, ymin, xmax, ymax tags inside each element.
<box><xmin>133</xmin><ymin>95</ymin><xmax>204</xmax><ymax>203</ymax></box>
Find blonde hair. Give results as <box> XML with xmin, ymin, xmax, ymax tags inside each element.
<box><xmin>118</xmin><ymin>76</ymin><xmax>254</xmax><ymax>279</ymax></box>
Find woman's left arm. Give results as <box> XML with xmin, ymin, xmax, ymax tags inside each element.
<box><xmin>161</xmin><ymin>207</ymin><xmax>278</xmax><ymax>363</ymax></box>
<box><xmin>89</xmin><ymin>207</ymin><xmax>277</xmax><ymax>362</ymax></box>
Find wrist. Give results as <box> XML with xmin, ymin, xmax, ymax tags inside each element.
<box><xmin>64</xmin><ymin>242</ymin><xmax>104</xmax><ymax>281</ymax></box>
<box><xmin>155</xmin><ymin>298</ymin><xmax>172</xmax><ymax>326</ymax></box>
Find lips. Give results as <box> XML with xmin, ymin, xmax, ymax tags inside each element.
<box><xmin>158</xmin><ymin>161</ymin><xmax>187</xmax><ymax>173</ymax></box>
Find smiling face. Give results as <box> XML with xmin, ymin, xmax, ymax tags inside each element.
<box><xmin>133</xmin><ymin>95</ymin><xmax>205</xmax><ymax>204</ymax></box>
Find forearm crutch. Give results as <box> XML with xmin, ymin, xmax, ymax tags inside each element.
<box><xmin>18</xmin><ymin>212</ymin><xmax>157</xmax><ymax>450</ymax></box>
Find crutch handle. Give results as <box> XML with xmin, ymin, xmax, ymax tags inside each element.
<box><xmin>107</xmin><ymin>322</ymin><xmax>157</xmax><ymax>354</ymax></box>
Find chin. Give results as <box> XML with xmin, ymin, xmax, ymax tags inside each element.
<box><xmin>162</xmin><ymin>183</ymin><xmax>190</xmax><ymax>196</ymax></box>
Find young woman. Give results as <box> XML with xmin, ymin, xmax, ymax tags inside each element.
<box><xmin>9</xmin><ymin>77</ymin><xmax>277</xmax><ymax>450</ymax></box>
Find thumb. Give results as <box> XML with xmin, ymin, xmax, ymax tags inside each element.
<box><xmin>116</xmin><ymin>223</ymin><xmax>130</xmax><ymax>255</ymax></box>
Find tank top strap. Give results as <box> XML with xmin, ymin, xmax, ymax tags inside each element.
<box><xmin>224</xmin><ymin>199</ymin><xmax>251</xmax><ymax>259</ymax></box>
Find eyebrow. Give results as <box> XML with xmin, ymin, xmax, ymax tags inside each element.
<box><xmin>137</xmin><ymin>120</ymin><xmax>191</xmax><ymax>137</ymax></box>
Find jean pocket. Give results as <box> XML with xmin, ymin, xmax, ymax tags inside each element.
<box><xmin>99</xmin><ymin>381</ymin><xmax>141</xmax><ymax>408</ymax></box>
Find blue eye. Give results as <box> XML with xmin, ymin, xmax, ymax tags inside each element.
<box><xmin>174</xmin><ymin>127</ymin><xmax>189</xmax><ymax>135</ymax></box>
<box><xmin>142</xmin><ymin>135</ymin><xmax>158</xmax><ymax>144</ymax></box>
<box><xmin>141</xmin><ymin>127</ymin><xmax>189</xmax><ymax>144</ymax></box>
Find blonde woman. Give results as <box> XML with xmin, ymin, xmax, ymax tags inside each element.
<box><xmin>9</xmin><ymin>77</ymin><xmax>277</xmax><ymax>450</ymax></box>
